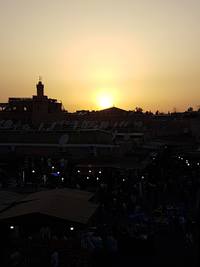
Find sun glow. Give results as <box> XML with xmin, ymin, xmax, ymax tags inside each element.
<box><xmin>98</xmin><ymin>94</ymin><xmax>114</xmax><ymax>109</ymax></box>
<box><xmin>93</xmin><ymin>87</ymin><xmax>120</xmax><ymax>110</ymax></box>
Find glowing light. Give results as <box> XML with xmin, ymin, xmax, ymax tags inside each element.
<box><xmin>10</xmin><ymin>226</ymin><xmax>14</xmax><ymax>229</ymax></box>
<box><xmin>77</xmin><ymin>170</ymin><xmax>80</xmax><ymax>173</ymax></box>
<box><xmin>98</xmin><ymin>95</ymin><xmax>113</xmax><ymax>109</ymax></box>
<box><xmin>70</xmin><ymin>226</ymin><xmax>74</xmax><ymax>231</ymax></box>
<box><xmin>32</xmin><ymin>170</ymin><xmax>35</xmax><ymax>173</ymax></box>
<box><xmin>94</xmin><ymin>86</ymin><xmax>120</xmax><ymax>111</ymax></box>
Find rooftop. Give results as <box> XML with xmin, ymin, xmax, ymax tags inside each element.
<box><xmin>0</xmin><ymin>188</ymin><xmax>98</xmax><ymax>224</ymax></box>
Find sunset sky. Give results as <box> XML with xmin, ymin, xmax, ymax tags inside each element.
<box><xmin>0</xmin><ymin>0</ymin><xmax>200</xmax><ymax>112</ymax></box>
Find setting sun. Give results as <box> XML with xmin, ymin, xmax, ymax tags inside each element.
<box><xmin>94</xmin><ymin>88</ymin><xmax>120</xmax><ymax>110</ymax></box>
<box><xmin>98</xmin><ymin>94</ymin><xmax>114</xmax><ymax>109</ymax></box>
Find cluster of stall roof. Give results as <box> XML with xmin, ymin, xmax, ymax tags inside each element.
<box><xmin>0</xmin><ymin>129</ymin><xmax>113</xmax><ymax>144</ymax></box>
<box><xmin>0</xmin><ymin>117</ymin><xmax>133</xmax><ymax>131</ymax></box>
<box><xmin>0</xmin><ymin>189</ymin><xmax>98</xmax><ymax>225</ymax></box>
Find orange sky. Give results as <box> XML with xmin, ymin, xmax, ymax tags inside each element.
<box><xmin>0</xmin><ymin>0</ymin><xmax>200</xmax><ymax>112</ymax></box>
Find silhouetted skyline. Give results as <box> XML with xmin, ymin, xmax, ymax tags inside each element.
<box><xmin>0</xmin><ymin>0</ymin><xmax>200</xmax><ymax>112</ymax></box>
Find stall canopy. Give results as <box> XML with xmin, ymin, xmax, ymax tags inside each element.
<box><xmin>0</xmin><ymin>191</ymin><xmax>24</xmax><ymax>212</ymax></box>
<box><xmin>0</xmin><ymin>188</ymin><xmax>98</xmax><ymax>225</ymax></box>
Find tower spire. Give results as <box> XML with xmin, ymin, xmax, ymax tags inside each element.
<box><xmin>36</xmin><ymin>77</ymin><xmax>44</xmax><ymax>97</ymax></box>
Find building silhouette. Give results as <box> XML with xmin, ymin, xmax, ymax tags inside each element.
<box><xmin>0</xmin><ymin>79</ymin><xmax>64</xmax><ymax>125</ymax></box>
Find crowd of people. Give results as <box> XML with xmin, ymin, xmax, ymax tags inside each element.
<box><xmin>1</xmin><ymin>147</ymin><xmax>200</xmax><ymax>266</ymax></box>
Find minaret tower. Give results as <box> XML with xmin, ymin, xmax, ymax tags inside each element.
<box><xmin>36</xmin><ymin>76</ymin><xmax>44</xmax><ymax>98</ymax></box>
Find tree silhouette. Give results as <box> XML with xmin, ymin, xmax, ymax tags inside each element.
<box><xmin>135</xmin><ymin>107</ymin><xmax>143</xmax><ymax>113</ymax></box>
<box><xmin>187</xmin><ymin>107</ymin><xmax>193</xmax><ymax>112</ymax></box>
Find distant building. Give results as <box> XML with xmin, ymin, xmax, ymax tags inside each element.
<box><xmin>0</xmin><ymin>79</ymin><xmax>65</xmax><ymax>125</ymax></box>
<box><xmin>0</xmin><ymin>79</ymin><xmax>199</xmax><ymax>144</ymax></box>
<box><xmin>97</xmin><ymin>107</ymin><xmax>128</xmax><ymax>116</ymax></box>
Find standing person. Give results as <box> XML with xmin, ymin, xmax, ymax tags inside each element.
<box><xmin>9</xmin><ymin>249</ymin><xmax>23</xmax><ymax>267</ymax></box>
<box><xmin>51</xmin><ymin>250</ymin><xmax>59</xmax><ymax>267</ymax></box>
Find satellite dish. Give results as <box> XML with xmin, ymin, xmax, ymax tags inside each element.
<box><xmin>59</xmin><ymin>134</ymin><xmax>69</xmax><ymax>145</ymax></box>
